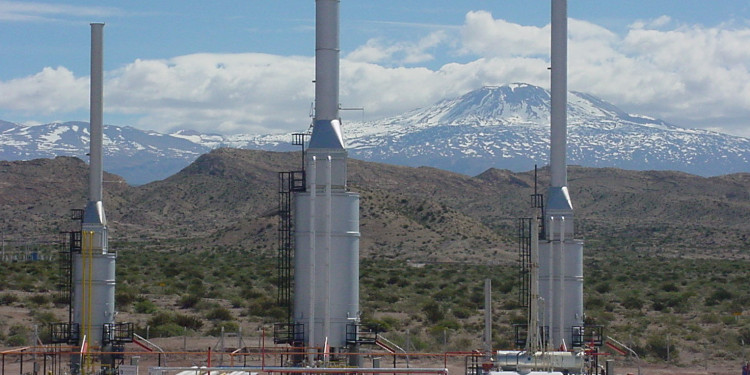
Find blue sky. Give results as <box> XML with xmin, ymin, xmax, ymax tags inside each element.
<box><xmin>1</xmin><ymin>1</ymin><xmax>749</xmax><ymax>137</ymax></box>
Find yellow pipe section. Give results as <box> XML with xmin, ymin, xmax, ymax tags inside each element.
<box><xmin>81</xmin><ymin>231</ymin><xmax>95</xmax><ymax>375</ymax></box>
<box><xmin>86</xmin><ymin>231</ymin><xmax>93</xmax><ymax>347</ymax></box>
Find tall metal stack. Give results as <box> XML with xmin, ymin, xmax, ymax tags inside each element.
<box><xmin>293</xmin><ymin>0</ymin><xmax>361</xmax><ymax>357</ymax></box>
<box><xmin>537</xmin><ymin>0</ymin><xmax>584</xmax><ymax>349</ymax></box>
<box><xmin>71</xmin><ymin>22</ymin><xmax>117</xmax><ymax>364</ymax></box>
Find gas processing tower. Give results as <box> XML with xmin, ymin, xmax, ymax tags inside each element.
<box><xmin>293</xmin><ymin>0</ymin><xmax>361</xmax><ymax>362</ymax></box>
<box><xmin>51</xmin><ymin>23</ymin><xmax>133</xmax><ymax>375</ymax></box>
<box><xmin>273</xmin><ymin>0</ymin><xmax>363</xmax><ymax>364</ymax></box>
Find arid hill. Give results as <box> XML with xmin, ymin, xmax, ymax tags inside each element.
<box><xmin>0</xmin><ymin>149</ymin><xmax>748</xmax><ymax>261</ymax></box>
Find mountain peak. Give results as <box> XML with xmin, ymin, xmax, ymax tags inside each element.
<box><xmin>441</xmin><ymin>83</ymin><xmax>551</xmax><ymax>125</ymax></box>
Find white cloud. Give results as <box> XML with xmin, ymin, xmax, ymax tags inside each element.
<box><xmin>106</xmin><ymin>53</ymin><xmax>316</xmax><ymax>134</ymax></box>
<box><xmin>0</xmin><ymin>1</ymin><xmax>120</xmax><ymax>22</ymax></box>
<box><xmin>630</xmin><ymin>15</ymin><xmax>672</xmax><ymax>30</ymax></box>
<box><xmin>0</xmin><ymin>12</ymin><xmax>749</xmax><ymax>137</ymax></box>
<box><xmin>346</xmin><ymin>30</ymin><xmax>449</xmax><ymax>65</ymax></box>
<box><xmin>459</xmin><ymin>10</ymin><xmax>548</xmax><ymax>57</ymax></box>
<box><xmin>0</xmin><ymin>66</ymin><xmax>87</xmax><ymax>112</ymax></box>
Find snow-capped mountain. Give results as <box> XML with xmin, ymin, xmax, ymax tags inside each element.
<box><xmin>1</xmin><ymin>83</ymin><xmax>748</xmax><ymax>184</ymax></box>
<box><xmin>0</xmin><ymin>121</ymin><xmax>207</xmax><ymax>184</ymax></box>
<box><xmin>336</xmin><ymin>83</ymin><xmax>750</xmax><ymax>176</ymax></box>
<box><xmin>216</xmin><ymin>83</ymin><xmax>750</xmax><ymax>177</ymax></box>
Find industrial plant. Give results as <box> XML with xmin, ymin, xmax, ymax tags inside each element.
<box><xmin>3</xmin><ymin>1</ymin><xmax>631</xmax><ymax>375</ymax></box>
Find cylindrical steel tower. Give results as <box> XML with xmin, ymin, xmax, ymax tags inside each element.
<box><xmin>538</xmin><ymin>0</ymin><xmax>584</xmax><ymax>349</ymax></box>
<box><xmin>294</xmin><ymin>0</ymin><xmax>360</xmax><ymax>354</ymax></box>
<box><xmin>72</xmin><ymin>23</ymin><xmax>117</xmax><ymax>359</ymax></box>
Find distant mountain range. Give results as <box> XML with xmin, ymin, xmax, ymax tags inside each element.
<box><xmin>1</xmin><ymin>83</ymin><xmax>748</xmax><ymax>184</ymax></box>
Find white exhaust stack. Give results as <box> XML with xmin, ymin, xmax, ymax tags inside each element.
<box><xmin>89</xmin><ymin>22</ymin><xmax>104</xmax><ymax>205</ymax></box>
<box><xmin>538</xmin><ymin>0</ymin><xmax>584</xmax><ymax>349</ymax></box>
<box><xmin>72</xmin><ymin>23</ymin><xmax>116</xmax><ymax>359</ymax></box>
<box><xmin>294</xmin><ymin>0</ymin><xmax>360</xmax><ymax>355</ymax></box>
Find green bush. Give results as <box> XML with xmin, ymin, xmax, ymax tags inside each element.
<box><xmin>179</xmin><ymin>294</ymin><xmax>201</xmax><ymax>309</ymax></box>
<box><xmin>240</xmin><ymin>288</ymin><xmax>263</xmax><ymax>299</ymax></box>
<box><xmin>706</xmin><ymin>287</ymin><xmax>733</xmax><ymax>306</ymax></box>
<box><xmin>585</xmin><ymin>296</ymin><xmax>605</xmax><ymax>309</ymax></box>
<box><xmin>422</xmin><ymin>301</ymin><xmax>444</xmax><ymax>324</ymax></box>
<box><xmin>229</xmin><ymin>297</ymin><xmax>245</xmax><ymax>308</ymax></box>
<box><xmin>173</xmin><ymin>313</ymin><xmax>204</xmax><ymax>330</ymax></box>
<box><xmin>595</xmin><ymin>282</ymin><xmax>611</xmax><ymax>293</ymax></box>
<box><xmin>146</xmin><ymin>312</ymin><xmax>203</xmax><ymax>336</ymax></box>
<box><xmin>6</xmin><ymin>325</ymin><xmax>28</xmax><ymax>345</ymax></box>
<box><xmin>6</xmin><ymin>334</ymin><xmax>27</xmax><ymax>346</ymax></box>
<box><xmin>452</xmin><ymin>307</ymin><xmax>472</xmax><ymax>319</ymax></box>
<box><xmin>205</xmin><ymin>307</ymin><xmax>233</xmax><ymax>321</ymax></box>
<box><xmin>207</xmin><ymin>321</ymin><xmax>239</xmax><ymax>336</ymax></box>
<box><xmin>646</xmin><ymin>333</ymin><xmax>678</xmax><ymax>361</ymax></box>
<box><xmin>247</xmin><ymin>296</ymin><xmax>286</xmax><ymax>320</ymax></box>
<box><xmin>149</xmin><ymin>322</ymin><xmax>184</xmax><ymax>338</ymax></box>
<box><xmin>621</xmin><ymin>295</ymin><xmax>644</xmax><ymax>310</ymax></box>
<box><xmin>134</xmin><ymin>300</ymin><xmax>158</xmax><ymax>314</ymax></box>
<box><xmin>147</xmin><ymin>312</ymin><xmax>173</xmax><ymax>327</ymax></box>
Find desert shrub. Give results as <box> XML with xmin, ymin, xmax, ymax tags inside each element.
<box><xmin>207</xmin><ymin>321</ymin><xmax>239</xmax><ymax>336</ymax></box>
<box><xmin>115</xmin><ymin>288</ymin><xmax>137</xmax><ymax>307</ymax></box>
<box><xmin>247</xmin><ymin>296</ymin><xmax>285</xmax><ymax>320</ymax></box>
<box><xmin>595</xmin><ymin>282</ymin><xmax>611</xmax><ymax>293</ymax></box>
<box><xmin>27</xmin><ymin>294</ymin><xmax>50</xmax><ymax>306</ymax></box>
<box><xmin>240</xmin><ymin>288</ymin><xmax>263</xmax><ymax>299</ymax></box>
<box><xmin>33</xmin><ymin>311</ymin><xmax>58</xmax><ymax>324</ymax></box>
<box><xmin>621</xmin><ymin>295</ymin><xmax>643</xmax><ymax>310</ymax></box>
<box><xmin>6</xmin><ymin>334</ymin><xmax>27</xmax><ymax>346</ymax></box>
<box><xmin>0</xmin><ymin>293</ymin><xmax>19</xmax><ymax>305</ymax></box>
<box><xmin>179</xmin><ymin>294</ymin><xmax>201</xmax><ymax>309</ymax></box>
<box><xmin>205</xmin><ymin>307</ymin><xmax>233</xmax><ymax>321</ymax></box>
<box><xmin>147</xmin><ymin>312</ymin><xmax>173</xmax><ymax>327</ymax></box>
<box><xmin>432</xmin><ymin>289</ymin><xmax>454</xmax><ymax>302</ymax></box>
<box><xmin>53</xmin><ymin>294</ymin><xmax>70</xmax><ymax>306</ymax></box>
<box><xmin>452</xmin><ymin>307</ymin><xmax>471</xmax><ymax>319</ymax></box>
<box><xmin>146</xmin><ymin>312</ymin><xmax>203</xmax><ymax>336</ymax></box>
<box><xmin>6</xmin><ymin>325</ymin><xmax>28</xmax><ymax>346</ymax></box>
<box><xmin>585</xmin><ymin>296</ymin><xmax>605</xmax><ymax>309</ymax></box>
<box><xmin>422</xmin><ymin>301</ymin><xmax>444</xmax><ymax>324</ymax></box>
<box><xmin>187</xmin><ymin>279</ymin><xmax>206</xmax><ymax>297</ymax></box>
<box><xmin>229</xmin><ymin>296</ymin><xmax>245</xmax><ymax>308</ymax></box>
<box><xmin>134</xmin><ymin>300</ymin><xmax>158</xmax><ymax>314</ymax></box>
<box><xmin>149</xmin><ymin>323</ymin><xmax>183</xmax><ymax>338</ymax></box>
<box><xmin>705</xmin><ymin>287</ymin><xmax>733</xmax><ymax>306</ymax></box>
<box><xmin>173</xmin><ymin>313</ymin><xmax>204</xmax><ymax>330</ymax></box>
<box><xmin>700</xmin><ymin>313</ymin><xmax>720</xmax><ymax>324</ymax></box>
<box><xmin>646</xmin><ymin>333</ymin><xmax>678</xmax><ymax>361</ymax></box>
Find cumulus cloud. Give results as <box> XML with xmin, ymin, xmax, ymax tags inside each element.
<box><xmin>460</xmin><ymin>10</ymin><xmax>549</xmax><ymax>57</ymax></box>
<box><xmin>106</xmin><ymin>53</ymin><xmax>316</xmax><ymax>134</ymax></box>
<box><xmin>0</xmin><ymin>66</ymin><xmax>87</xmax><ymax>112</ymax></box>
<box><xmin>0</xmin><ymin>12</ymin><xmax>749</xmax><ymax>137</ymax></box>
<box><xmin>346</xmin><ymin>30</ymin><xmax>449</xmax><ymax>65</ymax></box>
